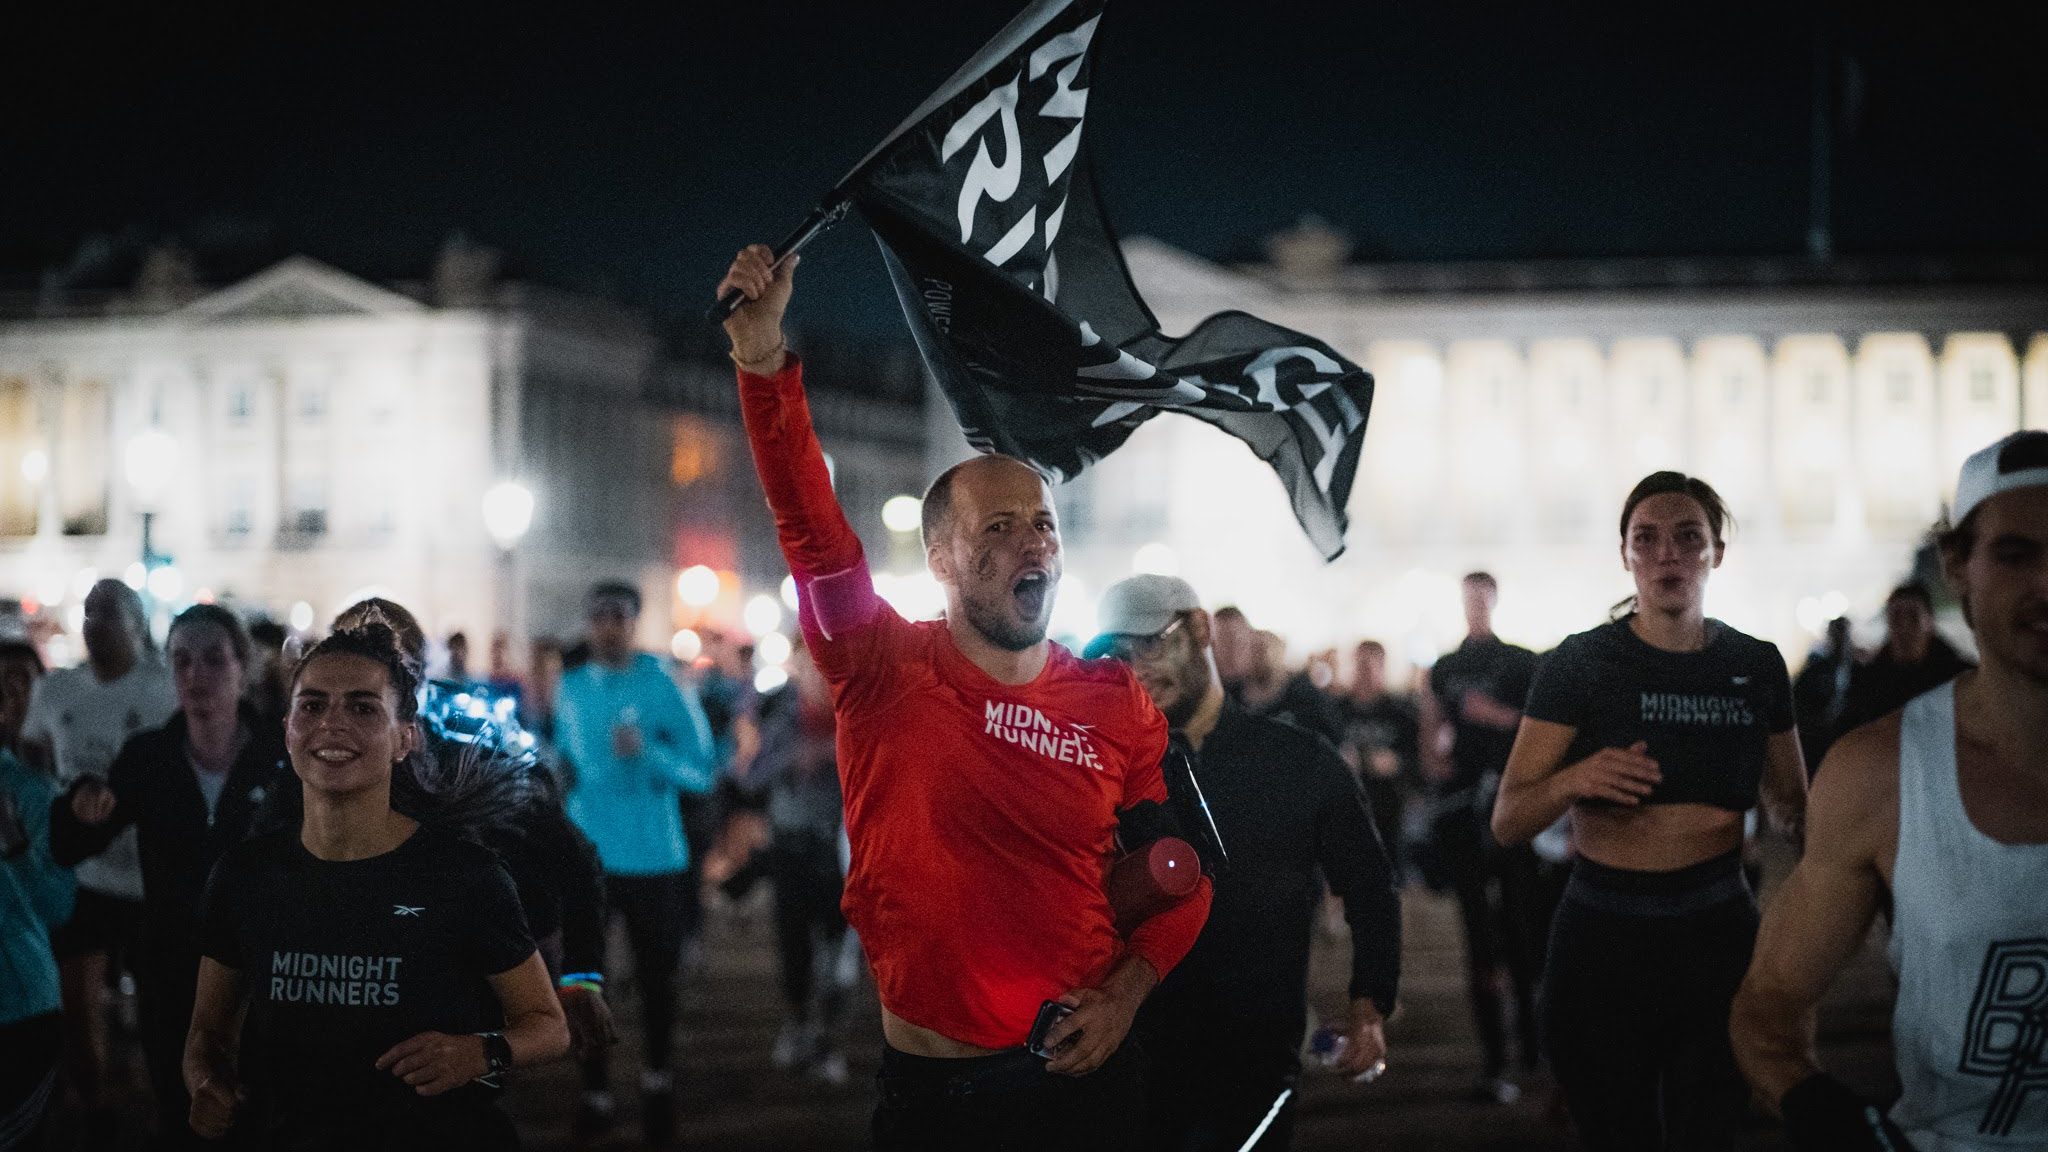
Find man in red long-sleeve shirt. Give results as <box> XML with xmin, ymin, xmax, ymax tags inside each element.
<box><xmin>718</xmin><ymin>245</ymin><xmax>1211</xmax><ymax>1150</ymax></box>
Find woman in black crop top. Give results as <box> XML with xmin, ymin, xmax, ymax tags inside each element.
<box><xmin>1491</xmin><ymin>472</ymin><xmax>1806</xmax><ymax>1152</ymax></box>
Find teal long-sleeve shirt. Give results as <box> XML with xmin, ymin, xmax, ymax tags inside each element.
<box><xmin>557</xmin><ymin>653</ymin><xmax>715</xmax><ymax>876</ymax></box>
<box><xmin>3</xmin><ymin>752</ymin><xmax>74</xmax><ymax>1024</ymax></box>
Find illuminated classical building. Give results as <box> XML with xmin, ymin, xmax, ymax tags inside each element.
<box><xmin>0</xmin><ymin>245</ymin><xmax>922</xmax><ymax>670</ymax></box>
<box><xmin>1029</xmin><ymin>230</ymin><xmax>2048</xmax><ymax>668</ymax></box>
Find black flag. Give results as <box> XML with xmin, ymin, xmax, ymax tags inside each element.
<box><xmin>831</xmin><ymin>0</ymin><xmax>1373</xmax><ymax>560</ymax></box>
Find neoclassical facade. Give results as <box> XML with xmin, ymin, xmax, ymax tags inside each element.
<box><xmin>0</xmin><ymin>254</ymin><xmax>923</xmax><ymax>663</ymax></box>
<box><xmin>1036</xmin><ymin>238</ymin><xmax>2048</xmax><ymax>667</ymax></box>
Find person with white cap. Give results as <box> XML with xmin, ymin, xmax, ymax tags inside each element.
<box><xmin>1732</xmin><ymin>429</ymin><xmax>2048</xmax><ymax>1151</ymax></box>
<box><xmin>1086</xmin><ymin>574</ymin><xmax>1400</xmax><ymax>1152</ymax></box>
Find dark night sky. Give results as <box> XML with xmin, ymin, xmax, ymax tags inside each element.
<box><xmin>7</xmin><ymin>1</ymin><xmax>2046</xmax><ymax>342</ymax></box>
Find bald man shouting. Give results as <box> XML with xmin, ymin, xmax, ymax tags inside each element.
<box><xmin>719</xmin><ymin>246</ymin><xmax>1210</xmax><ymax>1151</ymax></box>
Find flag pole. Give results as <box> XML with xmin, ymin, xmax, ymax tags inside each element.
<box><xmin>706</xmin><ymin>194</ymin><xmax>853</xmax><ymax>323</ymax></box>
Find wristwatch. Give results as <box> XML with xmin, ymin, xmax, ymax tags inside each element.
<box><xmin>477</xmin><ymin>1031</ymin><xmax>512</xmax><ymax>1076</ymax></box>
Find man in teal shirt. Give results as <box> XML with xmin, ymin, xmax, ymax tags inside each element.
<box><xmin>556</xmin><ymin>581</ymin><xmax>714</xmax><ymax>1146</ymax></box>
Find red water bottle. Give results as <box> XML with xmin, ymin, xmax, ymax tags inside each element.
<box><xmin>1107</xmin><ymin>837</ymin><xmax>1200</xmax><ymax>935</ymax></box>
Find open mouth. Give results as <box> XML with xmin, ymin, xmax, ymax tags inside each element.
<box><xmin>311</xmin><ymin>747</ymin><xmax>360</xmax><ymax>764</ymax></box>
<box><xmin>1012</xmin><ymin>570</ymin><xmax>1052</xmax><ymax>616</ymax></box>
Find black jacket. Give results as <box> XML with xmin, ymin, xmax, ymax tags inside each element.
<box><xmin>1835</xmin><ymin>636</ymin><xmax>1974</xmax><ymax>740</ymax></box>
<box><xmin>50</xmin><ymin>709</ymin><xmax>287</xmax><ymax>968</ymax></box>
<box><xmin>1139</xmin><ymin>704</ymin><xmax>1402</xmax><ymax>1058</ymax></box>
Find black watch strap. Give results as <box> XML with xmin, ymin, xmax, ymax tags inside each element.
<box><xmin>478</xmin><ymin>1031</ymin><xmax>512</xmax><ymax>1076</ymax></box>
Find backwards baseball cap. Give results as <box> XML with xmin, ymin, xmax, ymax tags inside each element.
<box><xmin>1082</xmin><ymin>574</ymin><xmax>1201</xmax><ymax>659</ymax></box>
<box><xmin>1953</xmin><ymin>430</ymin><xmax>2048</xmax><ymax>526</ymax></box>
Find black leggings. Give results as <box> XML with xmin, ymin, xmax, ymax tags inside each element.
<box><xmin>1448</xmin><ymin>845</ymin><xmax>1544</xmax><ymax>1077</ymax></box>
<box><xmin>0</xmin><ymin>1012</ymin><xmax>61</xmax><ymax>1152</ymax></box>
<box><xmin>769</xmin><ymin>835</ymin><xmax>847</xmax><ymax>1027</ymax></box>
<box><xmin>584</xmin><ymin>871</ymin><xmax>686</xmax><ymax>1089</ymax></box>
<box><xmin>1541</xmin><ymin>851</ymin><xmax>1759</xmax><ymax>1152</ymax></box>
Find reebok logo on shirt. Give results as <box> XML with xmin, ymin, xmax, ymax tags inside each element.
<box><xmin>269</xmin><ymin>951</ymin><xmax>404</xmax><ymax>1006</ymax></box>
<box><xmin>984</xmin><ymin>701</ymin><xmax>1103</xmax><ymax>771</ymax></box>
<box><xmin>392</xmin><ymin>905</ymin><xmax>425</xmax><ymax>917</ymax></box>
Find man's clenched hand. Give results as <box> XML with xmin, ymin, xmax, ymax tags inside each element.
<box><xmin>718</xmin><ymin>245</ymin><xmax>797</xmax><ymax>373</ymax></box>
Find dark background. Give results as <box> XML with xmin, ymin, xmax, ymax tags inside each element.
<box><xmin>8</xmin><ymin>1</ymin><xmax>2044</xmax><ymax>341</ymax></box>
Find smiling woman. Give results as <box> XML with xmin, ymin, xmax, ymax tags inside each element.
<box><xmin>180</xmin><ymin>621</ymin><xmax>567</xmax><ymax>1152</ymax></box>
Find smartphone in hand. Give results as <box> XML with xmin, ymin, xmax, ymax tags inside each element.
<box><xmin>1026</xmin><ymin>999</ymin><xmax>1074</xmax><ymax>1059</ymax></box>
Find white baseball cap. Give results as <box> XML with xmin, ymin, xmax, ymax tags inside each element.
<box><xmin>1083</xmin><ymin>574</ymin><xmax>1201</xmax><ymax>659</ymax></box>
<box><xmin>1953</xmin><ymin>430</ymin><xmax>2048</xmax><ymax>526</ymax></box>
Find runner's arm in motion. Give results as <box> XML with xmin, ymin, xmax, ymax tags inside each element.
<box><xmin>1316</xmin><ymin>746</ymin><xmax>1400</xmax><ymax>1076</ymax></box>
<box><xmin>1758</xmin><ymin>728</ymin><xmax>1808</xmax><ymax>842</ymax></box>
<box><xmin>1730</xmin><ymin>722</ymin><xmax>1893</xmax><ymax>1118</ymax></box>
<box><xmin>641</xmin><ymin>676</ymin><xmax>717</xmax><ymax>794</ymax></box>
<box><xmin>1491</xmin><ymin>717</ymin><xmax>1663</xmax><ymax>846</ymax></box>
<box><xmin>376</xmin><ymin>952</ymin><xmax>571</xmax><ymax>1095</ymax></box>
<box><xmin>183</xmin><ymin>957</ymin><xmax>245</xmax><ymax>1139</ymax></box>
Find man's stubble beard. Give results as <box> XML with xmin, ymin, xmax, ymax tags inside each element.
<box><xmin>962</xmin><ymin>586</ymin><xmax>1052</xmax><ymax>653</ymax></box>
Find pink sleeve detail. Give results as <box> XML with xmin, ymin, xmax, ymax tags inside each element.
<box><xmin>805</xmin><ymin>566</ymin><xmax>882</xmax><ymax>641</ymax></box>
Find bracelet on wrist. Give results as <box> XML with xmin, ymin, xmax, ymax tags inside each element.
<box><xmin>558</xmin><ymin>971</ymin><xmax>604</xmax><ymax>989</ymax></box>
<box><xmin>729</xmin><ymin>342</ymin><xmax>786</xmax><ymax>371</ymax></box>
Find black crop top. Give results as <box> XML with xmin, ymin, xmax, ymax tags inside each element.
<box><xmin>1523</xmin><ymin>618</ymin><xmax>1795</xmax><ymax>812</ymax></box>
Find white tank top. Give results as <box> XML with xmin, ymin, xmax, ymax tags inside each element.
<box><xmin>1889</xmin><ymin>681</ymin><xmax>2048</xmax><ymax>1150</ymax></box>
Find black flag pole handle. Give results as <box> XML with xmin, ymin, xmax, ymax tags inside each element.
<box><xmin>707</xmin><ymin>196</ymin><xmax>853</xmax><ymax>323</ymax></box>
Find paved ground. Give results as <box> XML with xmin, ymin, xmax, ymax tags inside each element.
<box><xmin>52</xmin><ymin>874</ymin><xmax>1899</xmax><ymax>1151</ymax></box>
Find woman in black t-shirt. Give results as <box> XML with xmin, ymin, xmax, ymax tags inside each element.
<box><xmin>1491</xmin><ymin>472</ymin><xmax>1807</xmax><ymax>1152</ymax></box>
<box><xmin>186</xmin><ymin>622</ymin><xmax>568</xmax><ymax>1151</ymax></box>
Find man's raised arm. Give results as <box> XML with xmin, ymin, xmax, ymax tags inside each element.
<box><xmin>719</xmin><ymin>246</ymin><xmax>873</xmax><ymax>608</ymax></box>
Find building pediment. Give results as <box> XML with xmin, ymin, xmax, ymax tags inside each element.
<box><xmin>175</xmin><ymin>256</ymin><xmax>425</xmax><ymax>322</ymax></box>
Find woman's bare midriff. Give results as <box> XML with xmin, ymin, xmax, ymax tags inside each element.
<box><xmin>1572</xmin><ymin>802</ymin><xmax>1746</xmax><ymax>872</ymax></box>
<box><xmin>882</xmin><ymin>1006</ymin><xmax>1005</xmax><ymax>1057</ymax></box>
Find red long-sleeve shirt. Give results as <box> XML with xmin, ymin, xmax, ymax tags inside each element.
<box><xmin>738</xmin><ymin>354</ymin><xmax>1211</xmax><ymax>1049</ymax></box>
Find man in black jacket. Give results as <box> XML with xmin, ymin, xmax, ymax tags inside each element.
<box><xmin>1088</xmin><ymin>576</ymin><xmax>1401</xmax><ymax>1152</ymax></box>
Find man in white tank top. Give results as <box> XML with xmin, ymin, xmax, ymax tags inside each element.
<box><xmin>1732</xmin><ymin>429</ymin><xmax>2048</xmax><ymax>1151</ymax></box>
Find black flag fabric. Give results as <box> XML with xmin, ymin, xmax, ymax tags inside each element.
<box><xmin>833</xmin><ymin>0</ymin><xmax>1375</xmax><ymax>560</ymax></box>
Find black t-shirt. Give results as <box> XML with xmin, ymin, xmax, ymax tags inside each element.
<box><xmin>1524</xmin><ymin>618</ymin><xmax>1796</xmax><ymax>812</ymax></box>
<box><xmin>199</xmin><ymin>826</ymin><xmax>534</xmax><ymax>1150</ymax></box>
<box><xmin>1338</xmin><ymin>693</ymin><xmax>1422</xmax><ymax>787</ymax></box>
<box><xmin>1429</xmin><ymin>636</ymin><xmax>1538</xmax><ymax>791</ymax></box>
<box><xmin>1242</xmin><ymin>672</ymin><xmax>1344</xmax><ymax>747</ymax></box>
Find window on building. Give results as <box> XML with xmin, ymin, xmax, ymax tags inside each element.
<box><xmin>1888</xmin><ymin>368</ymin><xmax>1913</xmax><ymax>405</ymax></box>
<box><xmin>298</xmin><ymin>385</ymin><xmax>327</xmax><ymax>423</ymax></box>
<box><xmin>1806</xmin><ymin>371</ymin><xmax>1831</xmax><ymax>405</ymax></box>
<box><xmin>227</xmin><ymin>385</ymin><xmax>253</xmax><ymax>426</ymax></box>
<box><xmin>225</xmin><ymin>479</ymin><xmax>253</xmax><ymax>538</ymax></box>
<box><xmin>1644</xmin><ymin>375</ymin><xmax>1663</xmax><ymax>406</ymax></box>
<box><xmin>1724</xmin><ymin>373</ymin><xmax>1744</xmax><ymax>405</ymax></box>
<box><xmin>0</xmin><ymin>377</ymin><xmax>38</xmax><ymax>537</ymax></box>
<box><xmin>1563</xmin><ymin>376</ymin><xmax>1583</xmax><ymax>408</ymax></box>
<box><xmin>286</xmin><ymin>478</ymin><xmax>327</xmax><ymax>536</ymax></box>
<box><xmin>56</xmin><ymin>377</ymin><xmax>109</xmax><ymax>536</ymax></box>
<box><xmin>1970</xmin><ymin>365</ymin><xmax>1996</xmax><ymax>403</ymax></box>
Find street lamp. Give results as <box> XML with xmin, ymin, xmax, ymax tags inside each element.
<box><xmin>482</xmin><ymin>481</ymin><xmax>535</xmax><ymax>657</ymax></box>
<box><xmin>481</xmin><ymin>481</ymin><xmax>535</xmax><ymax>551</ymax></box>
<box><xmin>124</xmin><ymin>428</ymin><xmax>178</xmax><ymax>567</ymax></box>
